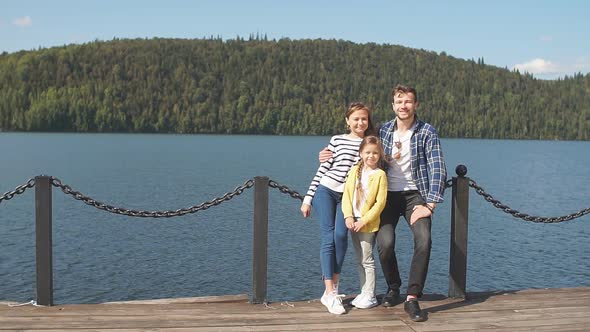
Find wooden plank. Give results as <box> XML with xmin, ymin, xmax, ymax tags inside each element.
<box><xmin>0</xmin><ymin>287</ymin><xmax>588</xmax><ymax>331</ymax></box>
<box><xmin>103</xmin><ymin>294</ymin><xmax>250</xmax><ymax>304</ymax></box>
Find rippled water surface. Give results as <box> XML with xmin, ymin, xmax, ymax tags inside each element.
<box><xmin>1</xmin><ymin>133</ymin><xmax>588</xmax><ymax>304</ymax></box>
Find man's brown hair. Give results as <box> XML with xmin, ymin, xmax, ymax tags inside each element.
<box><xmin>391</xmin><ymin>85</ymin><xmax>418</xmax><ymax>102</ymax></box>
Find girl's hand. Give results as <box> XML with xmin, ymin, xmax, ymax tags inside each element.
<box><xmin>301</xmin><ymin>203</ymin><xmax>311</xmax><ymax>218</ymax></box>
<box><xmin>352</xmin><ymin>219</ymin><xmax>365</xmax><ymax>232</ymax></box>
<box><xmin>345</xmin><ymin>217</ymin><xmax>355</xmax><ymax>230</ymax></box>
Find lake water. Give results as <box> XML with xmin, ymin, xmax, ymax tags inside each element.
<box><xmin>1</xmin><ymin>133</ymin><xmax>589</xmax><ymax>304</ymax></box>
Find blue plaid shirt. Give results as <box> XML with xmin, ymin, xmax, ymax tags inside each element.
<box><xmin>379</xmin><ymin>118</ymin><xmax>447</xmax><ymax>203</ymax></box>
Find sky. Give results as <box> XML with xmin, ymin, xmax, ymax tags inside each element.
<box><xmin>1</xmin><ymin>0</ymin><xmax>589</xmax><ymax>80</ymax></box>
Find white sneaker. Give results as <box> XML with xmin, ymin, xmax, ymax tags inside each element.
<box><xmin>352</xmin><ymin>293</ymin><xmax>378</xmax><ymax>309</ymax></box>
<box><xmin>351</xmin><ymin>293</ymin><xmax>363</xmax><ymax>307</ymax></box>
<box><xmin>321</xmin><ymin>291</ymin><xmax>346</xmax><ymax>315</ymax></box>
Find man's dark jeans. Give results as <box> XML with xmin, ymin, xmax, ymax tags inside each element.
<box><xmin>376</xmin><ymin>190</ymin><xmax>432</xmax><ymax>297</ymax></box>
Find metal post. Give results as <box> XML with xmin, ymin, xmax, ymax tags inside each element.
<box><xmin>251</xmin><ymin>176</ymin><xmax>269</xmax><ymax>304</ymax></box>
<box><xmin>35</xmin><ymin>175</ymin><xmax>53</xmax><ymax>306</ymax></box>
<box><xmin>449</xmin><ymin>165</ymin><xmax>469</xmax><ymax>299</ymax></box>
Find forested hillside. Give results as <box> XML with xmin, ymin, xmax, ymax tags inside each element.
<box><xmin>0</xmin><ymin>37</ymin><xmax>588</xmax><ymax>139</ymax></box>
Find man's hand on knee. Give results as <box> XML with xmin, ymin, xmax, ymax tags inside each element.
<box><xmin>410</xmin><ymin>205</ymin><xmax>432</xmax><ymax>225</ymax></box>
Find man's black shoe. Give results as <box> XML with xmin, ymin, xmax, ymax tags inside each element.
<box><xmin>381</xmin><ymin>289</ymin><xmax>400</xmax><ymax>307</ymax></box>
<box><xmin>404</xmin><ymin>299</ymin><xmax>427</xmax><ymax>322</ymax></box>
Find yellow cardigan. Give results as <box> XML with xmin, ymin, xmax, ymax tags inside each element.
<box><xmin>342</xmin><ymin>164</ymin><xmax>388</xmax><ymax>233</ymax></box>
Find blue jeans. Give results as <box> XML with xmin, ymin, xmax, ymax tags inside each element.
<box><xmin>313</xmin><ymin>185</ymin><xmax>348</xmax><ymax>280</ymax></box>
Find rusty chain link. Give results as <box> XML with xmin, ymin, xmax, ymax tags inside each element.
<box><xmin>468</xmin><ymin>179</ymin><xmax>590</xmax><ymax>223</ymax></box>
<box><xmin>50</xmin><ymin>177</ymin><xmax>254</xmax><ymax>218</ymax></box>
<box><xmin>268</xmin><ymin>179</ymin><xmax>304</xmax><ymax>201</ymax></box>
<box><xmin>0</xmin><ymin>178</ymin><xmax>36</xmax><ymax>204</ymax></box>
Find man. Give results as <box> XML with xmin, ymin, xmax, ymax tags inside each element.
<box><xmin>319</xmin><ymin>85</ymin><xmax>447</xmax><ymax>322</ymax></box>
<box><xmin>376</xmin><ymin>84</ymin><xmax>447</xmax><ymax>322</ymax></box>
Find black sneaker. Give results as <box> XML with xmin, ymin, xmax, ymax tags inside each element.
<box><xmin>404</xmin><ymin>299</ymin><xmax>427</xmax><ymax>322</ymax></box>
<box><xmin>381</xmin><ymin>288</ymin><xmax>400</xmax><ymax>307</ymax></box>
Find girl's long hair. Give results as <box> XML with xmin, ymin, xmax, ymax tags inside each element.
<box><xmin>355</xmin><ymin>136</ymin><xmax>386</xmax><ymax>210</ymax></box>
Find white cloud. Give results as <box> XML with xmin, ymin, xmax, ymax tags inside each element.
<box><xmin>512</xmin><ymin>57</ymin><xmax>590</xmax><ymax>79</ymax></box>
<box><xmin>512</xmin><ymin>58</ymin><xmax>560</xmax><ymax>74</ymax></box>
<box><xmin>13</xmin><ymin>16</ymin><xmax>32</xmax><ymax>27</ymax></box>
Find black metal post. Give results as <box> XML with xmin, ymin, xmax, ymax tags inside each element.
<box><xmin>449</xmin><ymin>165</ymin><xmax>469</xmax><ymax>299</ymax></box>
<box><xmin>35</xmin><ymin>175</ymin><xmax>53</xmax><ymax>306</ymax></box>
<box><xmin>252</xmin><ymin>176</ymin><xmax>269</xmax><ymax>304</ymax></box>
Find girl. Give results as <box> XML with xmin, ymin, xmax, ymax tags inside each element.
<box><xmin>301</xmin><ymin>102</ymin><xmax>375</xmax><ymax>315</ymax></box>
<box><xmin>342</xmin><ymin>136</ymin><xmax>388</xmax><ymax>309</ymax></box>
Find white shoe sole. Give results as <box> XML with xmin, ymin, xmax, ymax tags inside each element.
<box><xmin>353</xmin><ymin>302</ymin><xmax>378</xmax><ymax>309</ymax></box>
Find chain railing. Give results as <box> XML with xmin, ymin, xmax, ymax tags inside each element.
<box><xmin>2</xmin><ymin>175</ymin><xmax>588</xmax><ymax>223</ymax></box>
<box><xmin>49</xmin><ymin>177</ymin><xmax>255</xmax><ymax>218</ymax></box>
<box><xmin>268</xmin><ymin>180</ymin><xmax>304</xmax><ymax>201</ymax></box>
<box><xmin>1</xmin><ymin>169</ymin><xmax>589</xmax><ymax>305</ymax></box>
<box><xmin>1</xmin><ymin>177</ymin><xmax>305</xmax><ymax>214</ymax></box>
<box><xmin>0</xmin><ymin>178</ymin><xmax>36</xmax><ymax>204</ymax></box>
<box><xmin>468</xmin><ymin>179</ymin><xmax>590</xmax><ymax>223</ymax></box>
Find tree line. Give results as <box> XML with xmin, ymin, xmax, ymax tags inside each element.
<box><xmin>0</xmin><ymin>36</ymin><xmax>588</xmax><ymax>140</ymax></box>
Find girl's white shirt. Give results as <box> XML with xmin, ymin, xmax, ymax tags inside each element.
<box><xmin>352</xmin><ymin>167</ymin><xmax>379</xmax><ymax>218</ymax></box>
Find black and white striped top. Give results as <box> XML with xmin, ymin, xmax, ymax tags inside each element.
<box><xmin>303</xmin><ymin>134</ymin><xmax>362</xmax><ymax>205</ymax></box>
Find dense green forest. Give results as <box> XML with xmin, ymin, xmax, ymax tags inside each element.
<box><xmin>0</xmin><ymin>37</ymin><xmax>588</xmax><ymax>139</ymax></box>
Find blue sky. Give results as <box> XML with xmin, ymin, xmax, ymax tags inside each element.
<box><xmin>1</xmin><ymin>0</ymin><xmax>589</xmax><ymax>79</ymax></box>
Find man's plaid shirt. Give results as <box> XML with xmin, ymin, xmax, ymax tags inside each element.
<box><xmin>379</xmin><ymin>118</ymin><xmax>447</xmax><ymax>203</ymax></box>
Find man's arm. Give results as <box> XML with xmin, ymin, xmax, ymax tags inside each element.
<box><xmin>318</xmin><ymin>147</ymin><xmax>332</xmax><ymax>163</ymax></box>
<box><xmin>425</xmin><ymin>131</ymin><xmax>447</xmax><ymax>203</ymax></box>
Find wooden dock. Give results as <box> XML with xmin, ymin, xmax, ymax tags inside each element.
<box><xmin>1</xmin><ymin>287</ymin><xmax>589</xmax><ymax>331</ymax></box>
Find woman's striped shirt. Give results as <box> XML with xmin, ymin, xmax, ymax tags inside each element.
<box><xmin>303</xmin><ymin>134</ymin><xmax>362</xmax><ymax>205</ymax></box>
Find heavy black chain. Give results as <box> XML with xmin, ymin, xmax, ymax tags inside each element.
<box><xmin>4</xmin><ymin>176</ymin><xmax>587</xmax><ymax>223</ymax></box>
<box><xmin>0</xmin><ymin>178</ymin><xmax>36</xmax><ymax>204</ymax></box>
<box><xmin>50</xmin><ymin>177</ymin><xmax>254</xmax><ymax>218</ymax></box>
<box><xmin>268</xmin><ymin>179</ymin><xmax>304</xmax><ymax>201</ymax></box>
<box><xmin>468</xmin><ymin>179</ymin><xmax>590</xmax><ymax>223</ymax></box>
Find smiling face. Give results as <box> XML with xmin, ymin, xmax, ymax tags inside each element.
<box><xmin>392</xmin><ymin>91</ymin><xmax>418</xmax><ymax>122</ymax></box>
<box><xmin>360</xmin><ymin>143</ymin><xmax>381</xmax><ymax>169</ymax></box>
<box><xmin>346</xmin><ymin>109</ymin><xmax>369</xmax><ymax>138</ymax></box>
